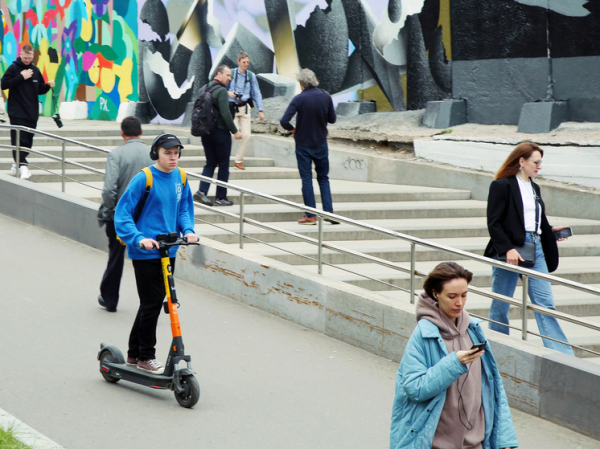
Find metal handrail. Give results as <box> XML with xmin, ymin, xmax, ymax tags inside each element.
<box><xmin>4</xmin><ymin>124</ymin><xmax>600</xmax><ymax>355</ymax></box>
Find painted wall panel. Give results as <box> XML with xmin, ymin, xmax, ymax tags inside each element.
<box><xmin>0</xmin><ymin>0</ymin><xmax>139</xmax><ymax>120</ymax></box>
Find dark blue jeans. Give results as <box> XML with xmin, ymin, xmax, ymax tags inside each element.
<box><xmin>199</xmin><ymin>127</ymin><xmax>231</xmax><ymax>199</ymax></box>
<box><xmin>295</xmin><ymin>143</ymin><xmax>333</xmax><ymax>217</ymax></box>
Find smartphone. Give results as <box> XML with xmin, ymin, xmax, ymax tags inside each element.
<box><xmin>554</xmin><ymin>227</ymin><xmax>573</xmax><ymax>240</ymax></box>
<box><xmin>470</xmin><ymin>343</ymin><xmax>486</xmax><ymax>353</ymax></box>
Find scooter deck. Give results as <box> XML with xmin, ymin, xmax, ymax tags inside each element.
<box><xmin>101</xmin><ymin>362</ymin><xmax>173</xmax><ymax>389</ymax></box>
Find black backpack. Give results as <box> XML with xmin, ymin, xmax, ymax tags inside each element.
<box><xmin>191</xmin><ymin>84</ymin><xmax>221</xmax><ymax>137</ymax></box>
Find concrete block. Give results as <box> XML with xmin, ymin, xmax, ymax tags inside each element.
<box><xmin>58</xmin><ymin>101</ymin><xmax>88</xmax><ymax>120</ymax></box>
<box><xmin>540</xmin><ymin>353</ymin><xmax>600</xmax><ymax>440</ymax></box>
<box><xmin>257</xmin><ymin>74</ymin><xmax>296</xmax><ymax>100</ymax></box>
<box><xmin>116</xmin><ymin>102</ymin><xmax>137</xmax><ymax>123</ymax></box>
<box><xmin>453</xmin><ymin>58</ymin><xmax>548</xmax><ymax>125</ymax></box>
<box><xmin>336</xmin><ymin>101</ymin><xmax>377</xmax><ymax>117</ymax></box>
<box><xmin>518</xmin><ymin>101</ymin><xmax>570</xmax><ymax>133</ymax></box>
<box><xmin>422</xmin><ymin>100</ymin><xmax>467</xmax><ymax>128</ymax></box>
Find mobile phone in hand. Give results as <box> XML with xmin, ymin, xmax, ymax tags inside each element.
<box><xmin>554</xmin><ymin>227</ymin><xmax>573</xmax><ymax>240</ymax></box>
<box><xmin>470</xmin><ymin>343</ymin><xmax>486</xmax><ymax>353</ymax></box>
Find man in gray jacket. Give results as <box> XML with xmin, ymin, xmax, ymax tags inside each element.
<box><xmin>97</xmin><ymin>116</ymin><xmax>153</xmax><ymax>312</ymax></box>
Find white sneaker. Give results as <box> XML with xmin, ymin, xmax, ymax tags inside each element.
<box><xmin>10</xmin><ymin>163</ymin><xmax>16</xmax><ymax>173</ymax></box>
<box><xmin>19</xmin><ymin>166</ymin><xmax>31</xmax><ymax>179</ymax></box>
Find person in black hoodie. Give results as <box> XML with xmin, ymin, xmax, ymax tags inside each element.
<box><xmin>1</xmin><ymin>44</ymin><xmax>54</xmax><ymax>179</ymax></box>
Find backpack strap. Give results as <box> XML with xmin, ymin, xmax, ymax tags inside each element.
<box><xmin>117</xmin><ymin>167</ymin><xmax>153</xmax><ymax>246</ymax></box>
<box><xmin>177</xmin><ymin>167</ymin><xmax>187</xmax><ymax>187</ymax></box>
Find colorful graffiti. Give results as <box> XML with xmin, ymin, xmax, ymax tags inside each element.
<box><xmin>0</xmin><ymin>0</ymin><xmax>138</xmax><ymax>120</ymax></box>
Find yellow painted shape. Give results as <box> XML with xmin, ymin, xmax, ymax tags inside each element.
<box><xmin>358</xmin><ymin>85</ymin><xmax>393</xmax><ymax>112</ymax></box>
<box><xmin>438</xmin><ymin>0</ymin><xmax>451</xmax><ymax>60</ymax></box>
<box><xmin>401</xmin><ymin>73</ymin><xmax>407</xmax><ymax>103</ymax></box>
<box><xmin>114</xmin><ymin>58</ymin><xmax>133</xmax><ymax>101</ymax></box>
<box><xmin>100</xmin><ymin>66</ymin><xmax>116</xmax><ymax>93</ymax></box>
<box><xmin>81</xmin><ymin>0</ymin><xmax>93</xmax><ymax>42</ymax></box>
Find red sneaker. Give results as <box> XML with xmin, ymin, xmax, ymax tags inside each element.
<box><xmin>298</xmin><ymin>215</ymin><xmax>317</xmax><ymax>225</ymax></box>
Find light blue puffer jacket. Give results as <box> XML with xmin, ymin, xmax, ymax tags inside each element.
<box><xmin>390</xmin><ymin>317</ymin><xmax>518</xmax><ymax>449</ymax></box>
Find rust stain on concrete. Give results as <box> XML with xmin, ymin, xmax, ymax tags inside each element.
<box><xmin>326</xmin><ymin>308</ymin><xmax>402</xmax><ymax>337</ymax></box>
<box><xmin>500</xmin><ymin>372</ymin><xmax>539</xmax><ymax>390</ymax></box>
<box><xmin>271</xmin><ymin>284</ymin><xmax>324</xmax><ymax>309</ymax></box>
<box><xmin>204</xmin><ymin>263</ymin><xmax>244</xmax><ymax>281</ymax></box>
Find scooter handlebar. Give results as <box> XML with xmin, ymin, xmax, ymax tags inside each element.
<box><xmin>137</xmin><ymin>236</ymin><xmax>200</xmax><ymax>250</ymax></box>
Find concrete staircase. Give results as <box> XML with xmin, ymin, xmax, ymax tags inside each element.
<box><xmin>4</xmin><ymin>119</ymin><xmax>600</xmax><ymax>358</ymax></box>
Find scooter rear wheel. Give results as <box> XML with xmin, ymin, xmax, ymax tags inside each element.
<box><xmin>99</xmin><ymin>351</ymin><xmax>121</xmax><ymax>383</ymax></box>
<box><xmin>174</xmin><ymin>374</ymin><xmax>200</xmax><ymax>408</ymax></box>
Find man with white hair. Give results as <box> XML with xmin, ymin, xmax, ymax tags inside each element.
<box><xmin>280</xmin><ymin>69</ymin><xmax>338</xmax><ymax>225</ymax></box>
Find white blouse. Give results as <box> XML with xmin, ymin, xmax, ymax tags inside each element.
<box><xmin>517</xmin><ymin>176</ymin><xmax>541</xmax><ymax>234</ymax></box>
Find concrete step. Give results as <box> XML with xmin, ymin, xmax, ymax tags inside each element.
<box><xmin>378</xmin><ymin>284</ymin><xmax>600</xmax><ymax>318</ymax></box>
<box><xmin>237</xmin><ymin>234</ymin><xmax>600</xmax><ymax>265</ymax></box>
<box><xmin>285</xmin><ymin>257</ymin><xmax>600</xmax><ymax>291</ymax></box>
<box><xmin>0</xmin><ymin>127</ymin><xmax>167</xmax><ymax>138</ymax></box>
<box><xmin>506</xmin><ymin>315</ymin><xmax>600</xmax><ymax>358</ymax></box>
<box><xmin>197</xmin><ymin>216</ymin><xmax>600</xmax><ymax>244</ymax></box>
<box><xmin>2</xmin><ymin>166</ymin><xmax>304</xmax><ymax>183</ymax></box>
<box><xmin>194</xmin><ymin>199</ymin><xmax>488</xmax><ymax>223</ymax></box>
<box><xmin>0</xmin><ymin>134</ymin><xmax>191</xmax><ymax>147</ymax></box>
<box><xmin>0</xmin><ymin>156</ymin><xmax>275</xmax><ymax>171</ymax></box>
<box><xmin>0</xmin><ymin>146</ymin><xmax>207</xmax><ymax>158</ymax></box>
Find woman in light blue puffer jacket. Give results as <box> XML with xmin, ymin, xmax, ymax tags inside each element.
<box><xmin>390</xmin><ymin>262</ymin><xmax>518</xmax><ymax>449</ymax></box>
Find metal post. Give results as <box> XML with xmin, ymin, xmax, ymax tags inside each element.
<box><xmin>61</xmin><ymin>140</ymin><xmax>66</xmax><ymax>192</ymax></box>
<box><xmin>317</xmin><ymin>216</ymin><xmax>324</xmax><ymax>275</ymax></box>
<box><xmin>522</xmin><ymin>275</ymin><xmax>529</xmax><ymax>340</ymax></box>
<box><xmin>410</xmin><ymin>243</ymin><xmax>416</xmax><ymax>304</ymax></box>
<box><xmin>239</xmin><ymin>192</ymin><xmax>244</xmax><ymax>249</ymax></box>
<box><xmin>15</xmin><ymin>129</ymin><xmax>20</xmax><ymax>176</ymax></box>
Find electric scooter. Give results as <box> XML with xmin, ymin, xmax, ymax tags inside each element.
<box><xmin>98</xmin><ymin>232</ymin><xmax>200</xmax><ymax>408</ymax></box>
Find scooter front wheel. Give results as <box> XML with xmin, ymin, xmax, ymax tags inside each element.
<box><xmin>174</xmin><ymin>374</ymin><xmax>200</xmax><ymax>408</ymax></box>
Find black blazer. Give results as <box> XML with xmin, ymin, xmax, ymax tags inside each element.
<box><xmin>484</xmin><ymin>176</ymin><xmax>559</xmax><ymax>272</ymax></box>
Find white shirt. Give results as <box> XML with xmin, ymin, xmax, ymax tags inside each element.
<box><xmin>517</xmin><ymin>176</ymin><xmax>541</xmax><ymax>234</ymax></box>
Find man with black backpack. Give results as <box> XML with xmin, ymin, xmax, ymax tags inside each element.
<box><xmin>227</xmin><ymin>51</ymin><xmax>265</xmax><ymax>171</ymax></box>
<box><xmin>193</xmin><ymin>65</ymin><xmax>242</xmax><ymax>206</ymax></box>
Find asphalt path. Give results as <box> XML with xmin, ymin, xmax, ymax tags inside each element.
<box><xmin>1</xmin><ymin>214</ymin><xmax>598</xmax><ymax>449</ymax></box>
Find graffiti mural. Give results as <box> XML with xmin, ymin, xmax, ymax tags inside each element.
<box><xmin>137</xmin><ymin>0</ymin><xmax>453</xmax><ymax>124</ymax></box>
<box><xmin>0</xmin><ymin>0</ymin><xmax>138</xmax><ymax>120</ymax></box>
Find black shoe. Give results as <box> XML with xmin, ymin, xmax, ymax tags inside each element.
<box><xmin>193</xmin><ymin>191</ymin><xmax>213</xmax><ymax>206</ymax></box>
<box><xmin>214</xmin><ymin>198</ymin><xmax>234</xmax><ymax>206</ymax></box>
<box><xmin>324</xmin><ymin>213</ymin><xmax>340</xmax><ymax>225</ymax></box>
<box><xmin>98</xmin><ymin>295</ymin><xmax>117</xmax><ymax>312</ymax></box>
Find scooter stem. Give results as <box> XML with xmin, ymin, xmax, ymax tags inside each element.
<box><xmin>160</xmin><ymin>246</ymin><xmax>182</xmax><ymax>339</ymax></box>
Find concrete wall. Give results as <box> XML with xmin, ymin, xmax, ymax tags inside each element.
<box><xmin>3</xmin><ymin>170</ymin><xmax>600</xmax><ymax>439</ymax></box>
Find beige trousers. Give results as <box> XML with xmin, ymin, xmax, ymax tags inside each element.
<box><xmin>232</xmin><ymin>104</ymin><xmax>252</xmax><ymax>163</ymax></box>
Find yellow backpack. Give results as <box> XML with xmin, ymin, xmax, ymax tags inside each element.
<box><xmin>116</xmin><ymin>167</ymin><xmax>187</xmax><ymax>246</ymax></box>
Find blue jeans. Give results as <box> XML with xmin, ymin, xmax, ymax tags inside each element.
<box><xmin>295</xmin><ymin>143</ymin><xmax>333</xmax><ymax>217</ymax></box>
<box><xmin>489</xmin><ymin>232</ymin><xmax>574</xmax><ymax>355</ymax></box>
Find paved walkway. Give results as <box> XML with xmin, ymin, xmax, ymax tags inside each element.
<box><xmin>0</xmin><ymin>213</ymin><xmax>598</xmax><ymax>448</ymax></box>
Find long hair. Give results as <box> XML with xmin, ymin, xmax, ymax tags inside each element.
<box><xmin>495</xmin><ymin>142</ymin><xmax>544</xmax><ymax>180</ymax></box>
<box><xmin>423</xmin><ymin>262</ymin><xmax>473</xmax><ymax>300</ymax></box>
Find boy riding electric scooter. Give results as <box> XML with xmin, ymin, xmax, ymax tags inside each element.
<box><xmin>97</xmin><ymin>134</ymin><xmax>200</xmax><ymax>408</ymax></box>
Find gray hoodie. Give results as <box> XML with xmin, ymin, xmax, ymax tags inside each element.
<box><xmin>416</xmin><ymin>292</ymin><xmax>485</xmax><ymax>449</ymax></box>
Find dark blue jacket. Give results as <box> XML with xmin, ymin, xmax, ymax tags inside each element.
<box><xmin>280</xmin><ymin>86</ymin><xmax>336</xmax><ymax>147</ymax></box>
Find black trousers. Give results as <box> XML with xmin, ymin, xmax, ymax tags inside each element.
<box><xmin>99</xmin><ymin>221</ymin><xmax>125</xmax><ymax>310</ymax></box>
<box><xmin>199</xmin><ymin>127</ymin><xmax>231</xmax><ymax>199</ymax></box>
<box><xmin>9</xmin><ymin>116</ymin><xmax>36</xmax><ymax>166</ymax></box>
<box><xmin>128</xmin><ymin>257</ymin><xmax>175</xmax><ymax>361</ymax></box>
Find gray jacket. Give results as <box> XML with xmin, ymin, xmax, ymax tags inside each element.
<box><xmin>97</xmin><ymin>138</ymin><xmax>153</xmax><ymax>226</ymax></box>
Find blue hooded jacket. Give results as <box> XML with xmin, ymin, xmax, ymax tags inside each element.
<box><xmin>390</xmin><ymin>317</ymin><xmax>518</xmax><ymax>449</ymax></box>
